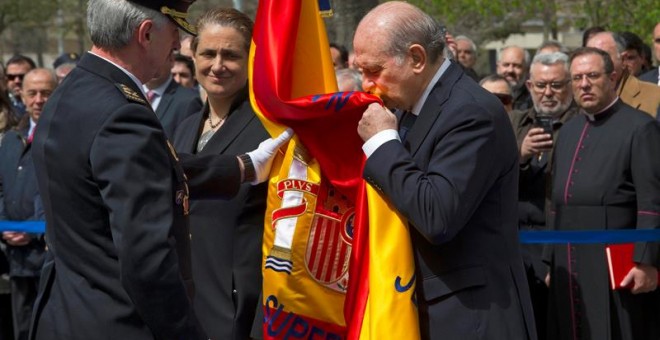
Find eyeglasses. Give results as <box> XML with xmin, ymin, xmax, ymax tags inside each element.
<box><xmin>493</xmin><ymin>93</ymin><xmax>513</xmax><ymax>105</ymax></box>
<box><xmin>6</xmin><ymin>73</ymin><xmax>25</xmax><ymax>81</ymax></box>
<box><xmin>571</xmin><ymin>72</ymin><xmax>605</xmax><ymax>83</ymax></box>
<box><xmin>530</xmin><ymin>80</ymin><xmax>569</xmax><ymax>93</ymax></box>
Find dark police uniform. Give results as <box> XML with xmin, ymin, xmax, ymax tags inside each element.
<box><xmin>29</xmin><ymin>50</ymin><xmax>244</xmax><ymax>339</ymax></box>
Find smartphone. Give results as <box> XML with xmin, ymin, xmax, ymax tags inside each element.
<box><xmin>535</xmin><ymin>116</ymin><xmax>553</xmax><ymax>135</ymax></box>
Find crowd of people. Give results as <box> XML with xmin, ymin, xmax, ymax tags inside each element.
<box><xmin>0</xmin><ymin>0</ymin><xmax>659</xmax><ymax>339</ymax></box>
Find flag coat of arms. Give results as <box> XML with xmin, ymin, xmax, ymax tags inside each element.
<box><xmin>249</xmin><ymin>1</ymin><xmax>421</xmax><ymax>339</ymax></box>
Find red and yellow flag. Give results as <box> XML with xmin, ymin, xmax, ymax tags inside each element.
<box><xmin>249</xmin><ymin>1</ymin><xmax>420</xmax><ymax>339</ymax></box>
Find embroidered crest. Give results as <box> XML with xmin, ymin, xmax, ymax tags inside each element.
<box><xmin>115</xmin><ymin>83</ymin><xmax>148</xmax><ymax>105</ymax></box>
<box><xmin>304</xmin><ymin>190</ymin><xmax>353</xmax><ymax>293</ymax></box>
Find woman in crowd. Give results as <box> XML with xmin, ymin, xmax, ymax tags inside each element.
<box><xmin>172</xmin><ymin>8</ymin><xmax>269</xmax><ymax>340</ymax></box>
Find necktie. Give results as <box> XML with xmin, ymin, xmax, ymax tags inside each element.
<box><xmin>398</xmin><ymin>111</ymin><xmax>417</xmax><ymax>142</ymax></box>
<box><xmin>146</xmin><ymin>90</ymin><xmax>156</xmax><ymax>103</ymax></box>
<box><xmin>27</xmin><ymin>127</ymin><xmax>35</xmax><ymax>144</ymax></box>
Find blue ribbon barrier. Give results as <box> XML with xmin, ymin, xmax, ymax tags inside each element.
<box><xmin>519</xmin><ymin>230</ymin><xmax>660</xmax><ymax>244</ymax></box>
<box><xmin>2</xmin><ymin>221</ymin><xmax>660</xmax><ymax>244</ymax></box>
<box><xmin>0</xmin><ymin>221</ymin><xmax>46</xmax><ymax>234</ymax></box>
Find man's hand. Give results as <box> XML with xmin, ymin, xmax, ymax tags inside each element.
<box><xmin>358</xmin><ymin>103</ymin><xmax>397</xmax><ymax>142</ymax></box>
<box><xmin>2</xmin><ymin>231</ymin><xmax>32</xmax><ymax>246</ymax></box>
<box><xmin>246</xmin><ymin>128</ymin><xmax>293</xmax><ymax>185</ymax></box>
<box><xmin>620</xmin><ymin>263</ymin><xmax>658</xmax><ymax>294</ymax></box>
<box><xmin>520</xmin><ymin>127</ymin><xmax>552</xmax><ymax>163</ymax></box>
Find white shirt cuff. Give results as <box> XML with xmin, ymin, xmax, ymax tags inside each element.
<box><xmin>362</xmin><ymin>129</ymin><xmax>400</xmax><ymax>158</ymax></box>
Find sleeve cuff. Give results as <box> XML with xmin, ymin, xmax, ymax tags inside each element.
<box><xmin>239</xmin><ymin>154</ymin><xmax>256</xmax><ymax>183</ymax></box>
<box><xmin>362</xmin><ymin>129</ymin><xmax>400</xmax><ymax>158</ymax></box>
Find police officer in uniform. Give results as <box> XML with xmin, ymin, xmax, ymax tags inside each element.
<box><xmin>29</xmin><ymin>1</ymin><xmax>291</xmax><ymax>339</ymax></box>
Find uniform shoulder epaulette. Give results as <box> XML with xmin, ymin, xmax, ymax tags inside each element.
<box><xmin>115</xmin><ymin>83</ymin><xmax>148</xmax><ymax>106</ymax></box>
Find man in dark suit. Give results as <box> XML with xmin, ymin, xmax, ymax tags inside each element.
<box><xmin>0</xmin><ymin>68</ymin><xmax>55</xmax><ymax>340</ymax></box>
<box><xmin>29</xmin><ymin>1</ymin><xmax>291</xmax><ymax>339</ymax></box>
<box><xmin>353</xmin><ymin>2</ymin><xmax>536</xmax><ymax>339</ymax></box>
<box><xmin>145</xmin><ymin>54</ymin><xmax>202</xmax><ymax>139</ymax></box>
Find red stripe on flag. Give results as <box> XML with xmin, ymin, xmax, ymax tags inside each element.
<box><xmin>346</xmin><ymin>183</ymin><xmax>370</xmax><ymax>339</ymax></box>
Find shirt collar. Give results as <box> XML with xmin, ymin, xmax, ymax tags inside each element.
<box><xmin>584</xmin><ymin>96</ymin><xmax>619</xmax><ymax>121</ymax></box>
<box><xmin>28</xmin><ymin>118</ymin><xmax>37</xmax><ymax>136</ymax></box>
<box><xmin>88</xmin><ymin>51</ymin><xmax>146</xmax><ymax>97</ymax></box>
<box><xmin>144</xmin><ymin>76</ymin><xmax>172</xmax><ymax>97</ymax></box>
<box><xmin>411</xmin><ymin>58</ymin><xmax>451</xmax><ymax>116</ymax></box>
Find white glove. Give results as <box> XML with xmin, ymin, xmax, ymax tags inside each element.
<box><xmin>246</xmin><ymin>128</ymin><xmax>293</xmax><ymax>184</ymax></box>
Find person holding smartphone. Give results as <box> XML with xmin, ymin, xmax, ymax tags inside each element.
<box><xmin>508</xmin><ymin>51</ymin><xmax>578</xmax><ymax>340</ymax></box>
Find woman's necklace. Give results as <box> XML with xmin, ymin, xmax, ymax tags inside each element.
<box><xmin>208</xmin><ymin>114</ymin><xmax>226</xmax><ymax>129</ymax></box>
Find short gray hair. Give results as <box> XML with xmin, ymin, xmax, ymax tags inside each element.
<box><xmin>336</xmin><ymin>68</ymin><xmax>363</xmax><ymax>91</ymax></box>
<box><xmin>531</xmin><ymin>52</ymin><xmax>569</xmax><ymax>72</ymax></box>
<box><xmin>386</xmin><ymin>7</ymin><xmax>445</xmax><ymax>64</ymax></box>
<box><xmin>87</xmin><ymin>0</ymin><xmax>169</xmax><ymax>50</ymax></box>
<box><xmin>455</xmin><ymin>35</ymin><xmax>477</xmax><ymax>54</ymax></box>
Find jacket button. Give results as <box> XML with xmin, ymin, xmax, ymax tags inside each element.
<box><xmin>17</xmin><ymin>166</ymin><xmax>23</xmax><ymax>171</ymax></box>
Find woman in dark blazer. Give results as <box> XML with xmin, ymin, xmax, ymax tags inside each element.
<box><xmin>172</xmin><ymin>8</ymin><xmax>269</xmax><ymax>340</ymax></box>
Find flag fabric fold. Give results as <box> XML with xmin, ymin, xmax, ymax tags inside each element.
<box><xmin>249</xmin><ymin>1</ymin><xmax>420</xmax><ymax>339</ymax></box>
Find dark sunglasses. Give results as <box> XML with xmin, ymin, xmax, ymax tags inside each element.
<box><xmin>6</xmin><ymin>73</ymin><xmax>25</xmax><ymax>81</ymax></box>
<box><xmin>493</xmin><ymin>93</ymin><xmax>513</xmax><ymax>105</ymax></box>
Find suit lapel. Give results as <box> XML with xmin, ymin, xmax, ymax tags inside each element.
<box><xmin>405</xmin><ymin>62</ymin><xmax>462</xmax><ymax>156</ymax></box>
<box><xmin>198</xmin><ymin>100</ymin><xmax>255</xmax><ymax>155</ymax></box>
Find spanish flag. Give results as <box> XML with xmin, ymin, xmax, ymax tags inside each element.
<box><xmin>249</xmin><ymin>1</ymin><xmax>420</xmax><ymax>339</ymax></box>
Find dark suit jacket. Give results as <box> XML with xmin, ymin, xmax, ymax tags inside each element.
<box><xmin>155</xmin><ymin>80</ymin><xmax>202</xmax><ymax>140</ymax></box>
<box><xmin>173</xmin><ymin>98</ymin><xmax>268</xmax><ymax>340</ymax></box>
<box><xmin>0</xmin><ymin>129</ymin><xmax>46</xmax><ymax>278</ymax></box>
<box><xmin>639</xmin><ymin>67</ymin><xmax>659</xmax><ymax>85</ymax></box>
<box><xmin>363</xmin><ymin>62</ymin><xmax>536</xmax><ymax>340</ymax></box>
<box><xmin>30</xmin><ymin>52</ymin><xmax>243</xmax><ymax>340</ymax></box>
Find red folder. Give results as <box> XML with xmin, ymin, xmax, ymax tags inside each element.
<box><xmin>606</xmin><ymin>243</ymin><xmax>660</xmax><ymax>290</ymax></box>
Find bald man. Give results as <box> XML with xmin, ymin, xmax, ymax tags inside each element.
<box><xmin>354</xmin><ymin>2</ymin><xmax>536</xmax><ymax>339</ymax></box>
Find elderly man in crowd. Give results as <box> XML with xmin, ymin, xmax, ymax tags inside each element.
<box><xmin>0</xmin><ymin>68</ymin><xmax>56</xmax><ymax>340</ymax></box>
<box><xmin>497</xmin><ymin>45</ymin><xmax>533</xmax><ymax>111</ymax></box>
<box><xmin>455</xmin><ymin>35</ymin><xmax>479</xmax><ymax>81</ymax></box>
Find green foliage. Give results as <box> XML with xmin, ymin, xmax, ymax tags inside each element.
<box><xmin>410</xmin><ymin>0</ymin><xmax>659</xmax><ymax>45</ymax></box>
